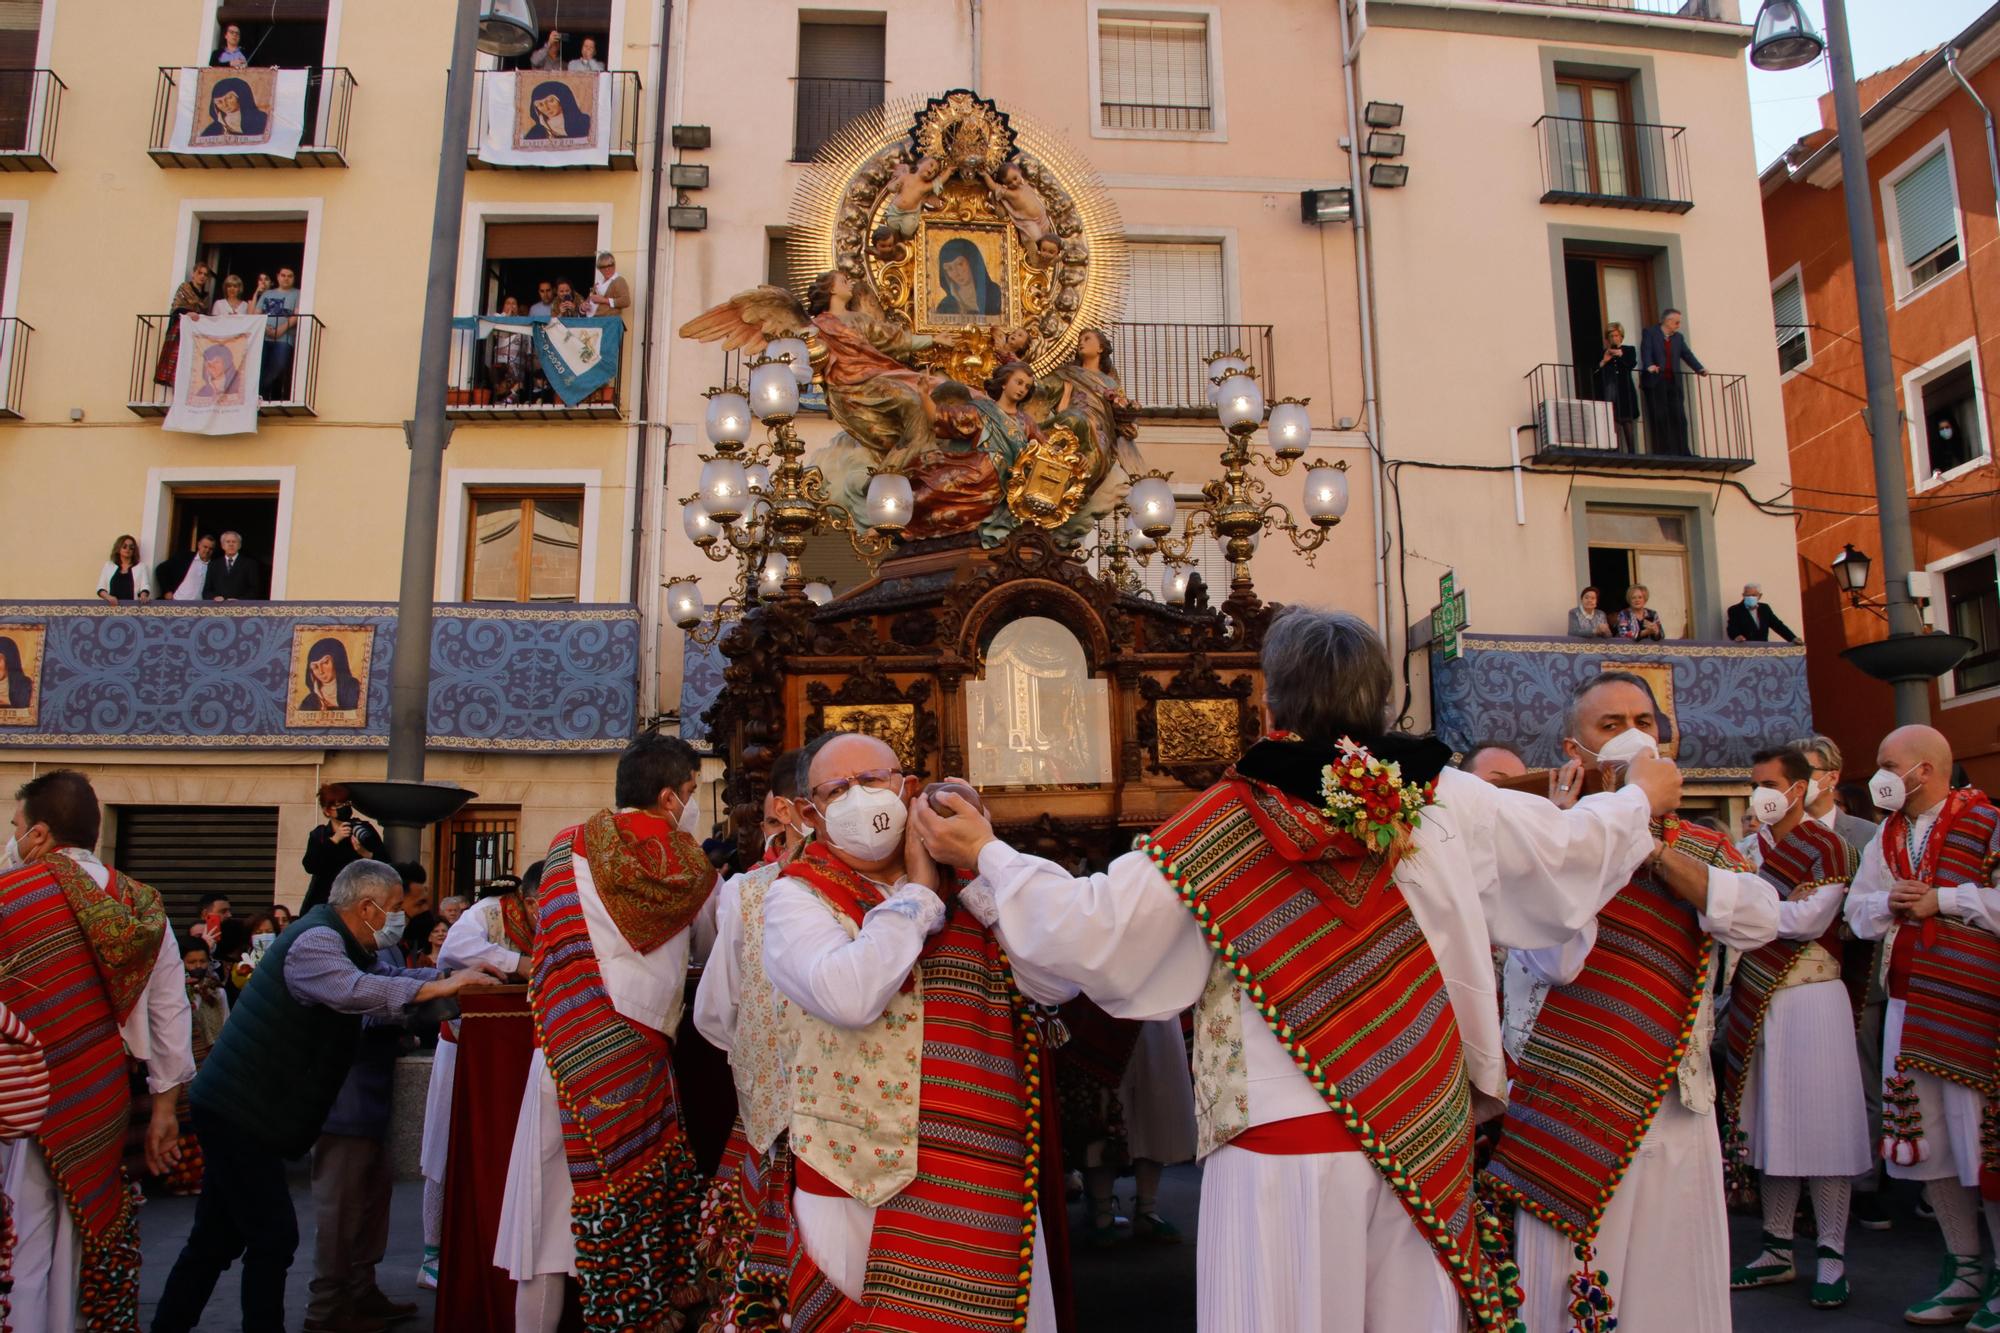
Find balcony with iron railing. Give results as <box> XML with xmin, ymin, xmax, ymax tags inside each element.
<box><xmin>129</xmin><ymin>313</ymin><xmax>324</xmax><ymax>418</ymax></box>
<box><xmin>1536</xmin><ymin>117</ymin><xmax>1692</xmax><ymax>212</ymax></box>
<box><xmin>0</xmin><ymin>70</ymin><xmax>63</xmax><ymax>171</ymax></box>
<box><xmin>148</xmin><ymin>66</ymin><xmax>355</xmax><ymax>168</ymax></box>
<box><xmin>466</xmin><ymin>69</ymin><xmax>641</xmax><ymax>170</ymax></box>
<box><xmin>793</xmin><ymin>76</ymin><xmax>885</xmax><ymax>162</ymax></box>
<box><xmin>1493</xmin><ymin>0</ymin><xmax>1727</xmax><ymax>17</ymax></box>
<box><xmin>1525</xmin><ymin>362</ymin><xmax>1752</xmax><ymax>471</ymax></box>
<box><xmin>1110</xmin><ymin>323</ymin><xmax>1275</xmax><ymax>417</ymax></box>
<box><xmin>446</xmin><ymin>324</ymin><xmax>620</xmax><ymax>421</ymax></box>
<box><xmin>0</xmin><ymin>317</ymin><xmax>30</xmax><ymax>419</ymax></box>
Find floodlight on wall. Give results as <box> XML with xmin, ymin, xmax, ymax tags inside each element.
<box><xmin>671</xmin><ymin>125</ymin><xmax>712</xmax><ymax>150</ymax></box>
<box><xmin>476</xmin><ymin>0</ymin><xmax>538</xmax><ymax>56</ymax></box>
<box><xmin>668</xmin><ymin>206</ymin><xmax>708</xmax><ymax>231</ymax></box>
<box><xmin>1364</xmin><ymin>131</ymin><xmax>1406</xmax><ymax>158</ymax></box>
<box><xmin>1300</xmin><ymin>186</ymin><xmax>1353</xmax><ymax>224</ymax></box>
<box><xmin>1363</xmin><ymin>100</ymin><xmax>1404</xmax><ymax>129</ymax></box>
<box><xmin>1368</xmin><ymin>163</ymin><xmax>1409</xmax><ymax>188</ymax></box>
<box><xmin>669</xmin><ymin>163</ymin><xmax>709</xmax><ymax>189</ymax></box>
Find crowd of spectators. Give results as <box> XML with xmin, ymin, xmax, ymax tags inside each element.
<box><xmin>476</xmin><ymin>252</ymin><xmax>629</xmax><ymax>406</ymax></box>
<box><xmin>1565</xmin><ymin>578</ymin><xmax>1802</xmax><ymax>644</ymax></box>
<box><xmin>153</xmin><ymin>264</ymin><xmax>303</xmax><ymax>405</ymax></box>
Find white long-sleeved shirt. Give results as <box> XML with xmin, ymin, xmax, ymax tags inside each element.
<box><xmin>1738</xmin><ymin>824</ymin><xmax>1849</xmax><ymax>942</ymax></box>
<box><xmin>971</xmin><ymin>768</ymin><xmax>1655</xmax><ymax>1119</ymax></box>
<box><xmin>692</xmin><ymin>871</ymin><xmax>749</xmax><ymax>1052</ymax></box>
<box><xmin>439</xmin><ymin>894</ymin><xmax>527</xmax><ymax>977</ymax></box>
<box><xmin>1843</xmin><ymin>807</ymin><xmax>2000</xmax><ymax>942</ymax></box>
<box><xmin>57</xmin><ymin>848</ymin><xmax>195</xmax><ymax>1094</ymax></box>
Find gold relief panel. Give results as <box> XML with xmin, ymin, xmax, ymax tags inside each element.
<box><xmin>1155</xmin><ymin>698</ymin><xmax>1242</xmax><ymax>767</ymax></box>
<box><xmin>821</xmin><ymin>703</ymin><xmax>920</xmax><ymax>772</ymax></box>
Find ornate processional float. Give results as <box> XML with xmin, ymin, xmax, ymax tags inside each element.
<box><xmin>672</xmin><ymin>90</ymin><xmax>1352</xmax><ymax>863</ymax></box>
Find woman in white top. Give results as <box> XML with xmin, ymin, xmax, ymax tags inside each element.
<box><xmin>97</xmin><ymin>534</ymin><xmax>153</xmax><ymax>602</ymax></box>
<box><xmin>211</xmin><ymin>274</ymin><xmax>252</xmax><ymax>316</ymax></box>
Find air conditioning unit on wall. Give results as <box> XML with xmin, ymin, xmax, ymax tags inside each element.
<box><xmin>1535</xmin><ymin>397</ymin><xmax>1617</xmax><ymax>453</ymax></box>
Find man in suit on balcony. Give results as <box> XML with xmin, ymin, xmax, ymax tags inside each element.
<box><xmin>203</xmin><ymin>531</ymin><xmax>264</xmax><ymax>601</ymax></box>
<box><xmin>1727</xmin><ymin>583</ymin><xmax>1799</xmax><ymax>643</ymax></box>
<box><xmin>1640</xmin><ymin>309</ymin><xmax>1706</xmax><ymax>457</ymax></box>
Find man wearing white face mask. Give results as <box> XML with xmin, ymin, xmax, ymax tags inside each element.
<box><xmin>761</xmin><ymin>731</ymin><xmax>1078</xmax><ymax>1329</ymax></box>
<box><xmin>691</xmin><ymin>747</ymin><xmax>812</xmax><ymax>1327</ymax></box>
<box><xmin>1843</xmin><ymin>724</ymin><xmax>2000</xmax><ymax>1329</ymax></box>
<box><xmin>1492</xmin><ymin>670</ymin><xmax>1780</xmax><ymax>1333</ymax></box>
<box><xmin>1722</xmin><ymin>747</ymin><xmax>1867</xmax><ymax>1309</ymax></box>
<box><xmin>495</xmin><ymin>731</ymin><xmax>720</xmax><ymax>1333</ymax></box>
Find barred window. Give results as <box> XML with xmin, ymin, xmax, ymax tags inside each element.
<box><xmin>1099</xmin><ymin>15</ymin><xmax>1213</xmax><ymax>133</ymax></box>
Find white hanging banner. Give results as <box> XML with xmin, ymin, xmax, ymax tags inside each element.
<box><xmin>169</xmin><ymin>66</ymin><xmax>309</xmax><ymax>158</ymax></box>
<box><xmin>476</xmin><ymin>70</ymin><xmax>612</xmax><ymax>167</ymax></box>
<box><xmin>163</xmin><ymin>313</ymin><xmax>265</xmax><ymax>436</ymax></box>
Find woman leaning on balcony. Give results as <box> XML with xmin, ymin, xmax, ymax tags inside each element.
<box><xmin>97</xmin><ymin>534</ymin><xmax>153</xmax><ymax>603</ymax></box>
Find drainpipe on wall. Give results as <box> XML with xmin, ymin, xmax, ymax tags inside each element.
<box><xmin>1947</xmin><ymin>48</ymin><xmax>2000</xmax><ymax>226</ymax></box>
<box><xmin>969</xmin><ymin>0</ymin><xmax>982</xmax><ymax>92</ymax></box>
<box><xmin>1334</xmin><ymin>0</ymin><xmax>1390</xmax><ymax>639</ymax></box>
<box><xmin>630</xmin><ymin>0</ymin><xmax>677</xmax><ymax>722</ymax></box>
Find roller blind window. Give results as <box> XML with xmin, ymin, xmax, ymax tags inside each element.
<box><xmin>1124</xmin><ymin>241</ymin><xmax>1229</xmax><ymax>410</ymax></box>
<box><xmin>1893</xmin><ymin>149</ymin><xmax>1961</xmax><ymax>287</ymax></box>
<box><xmin>1099</xmin><ymin>16</ymin><xmax>1212</xmax><ymax>132</ymax></box>
<box><xmin>1772</xmin><ymin>274</ymin><xmax>1806</xmax><ymax>373</ymax></box>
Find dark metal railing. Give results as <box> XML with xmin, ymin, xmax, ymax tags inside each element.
<box><xmin>1525</xmin><ymin>362</ymin><xmax>1752</xmax><ymax>470</ymax></box>
<box><xmin>1500</xmin><ymin>0</ymin><xmax>1723</xmax><ymax>16</ymax></box>
<box><xmin>0</xmin><ymin>317</ymin><xmax>29</xmax><ymax>418</ymax></box>
<box><xmin>1108</xmin><ymin>322</ymin><xmax>1276</xmax><ymax>416</ymax></box>
<box><xmin>128</xmin><ymin>312</ymin><xmax>324</xmax><ymax>417</ymax></box>
<box><xmin>1101</xmin><ymin>101</ymin><xmax>1213</xmax><ymax>133</ymax></box>
<box><xmin>148</xmin><ymin>66</ymin><xmax>356</xmax><ymax>167</ymax></box>
<box><xmin>1536</xmin><ymin>116</ymin><xmax>1691</xmax><ymax>211</ymax></box>
<box><xmin>467</xmin><ymin>68</ymin><xmax>641</xmax><ymax>168</ymax></box>
<box><xmin>0</xmin><ymin>70</ymin><xmax>63</xmax><ymax>170</ymax></box>
<box><xmin>793</xmin><ymin>76</ymin><xmax>884</xmax><ymax>162</ymax></box>
<box><xmin>446</xmin><ymin>324</ymin><xmax>620</xmax><ymax>420</ymax></box>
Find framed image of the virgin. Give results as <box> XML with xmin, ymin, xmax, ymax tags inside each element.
<box><xmin>288</xmin><ymin>625</ymin><xmax>374</xmax><ymax>730</ymax></box>
<box><xmin>917</xmin><ymin>224</ymin><xmax>1012</xmax><ymax>330</ymax></box>
<box><xmin>0</xmin><ymin>624</ymin><xmax>44</xmax><ymax>727</ymax></box>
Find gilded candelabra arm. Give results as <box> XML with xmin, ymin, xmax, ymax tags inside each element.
<box><xmin>813</xmin><ymin>498</ymin><xmax>898</xmax><ymax>564</ymax></box>
<box><xmin>1254</xmin><ymin>498</ymin><xmax>1334</xmax><ymax>564</ymax></box>
<box><xmin>1151</xmin><ymin>508</ymin><xmax>1219</xmax><ymax>565</ymax></box>
<box><xmin>1253</xmin><ymin>448</ymin><xmax>1302</xmax><ymax>477</ymax></box>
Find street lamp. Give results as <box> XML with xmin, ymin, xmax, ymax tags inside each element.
<box><xmin>381</xmin><ymin>0</ymin><xmax>537</xmax><ymax>861</ymax></box>
<box><xmin>1831</xmin><ymin>542</ymin><xmax>1871</xmax><ymax>602</ymax></box>
<box><xmin>1753</xmin><ymin>0</ymin><xmax>1968</xmax><ymax>720</ymax></box>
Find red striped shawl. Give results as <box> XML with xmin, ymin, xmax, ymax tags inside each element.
<box><xmin>1886</xmin><ymin>790</ymin><xmax>2000</xmax><ymax>1093</ymax></box>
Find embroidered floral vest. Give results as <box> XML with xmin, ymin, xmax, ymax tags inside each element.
<box><xmin>732</xmin><ymin>861</ymin><xmax>797</xmax><ymax>1155</ymax></box>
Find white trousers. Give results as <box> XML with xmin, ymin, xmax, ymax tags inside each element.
<box><xmin>793</xmin><ymin>1190</ymin><xmax>1058</xmax><ymax>1331</ymax></box>
<box><xmin>1514</xmin><ymin>1094</ymin><xmax>1730</xmax><ymax>1333</ymax></box>
<box><xmin>1884</xmin><ymin>997</ymin><xmax>1988</xmax><ymax>1186</ymax></box>
<box><xmin>1196</xmin><ymin>1143</ymin><xmax>1461</xmax><ymax>1332</ymax></box>
<box><xmin>1</xmin><ymin>1139</ymin><xmax>82</xmax><ymax>1333</ymax></box>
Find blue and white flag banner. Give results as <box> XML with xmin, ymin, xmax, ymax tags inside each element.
<box><xmin>454</xmin><ymin>315</ymin><xmax>624</xmax><ymax>406</ymax></box>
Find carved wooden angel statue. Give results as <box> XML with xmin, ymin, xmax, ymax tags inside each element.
<box><xmin>1022</xmin><ymin>327</ymin><xmax>1144</xmax><ymax>538</ymax></box>
<box><xmin>981</xmin><ymin>161</ymin><xmax>1056</xmax><ymax>252</ymax></box>
<box><xmin>881</xmin><ymin>154</ymin><xmax>944</xmax><ymax>239</ymax></box>
<box><xmin>679</xmin><ymin>271</ymin><xmax>941</xmax><ymax>515</ymax></box>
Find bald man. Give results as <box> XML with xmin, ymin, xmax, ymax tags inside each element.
<box><xmin>1844</xmin><ymin>725</ymin><xmax>2000</xmax><ymax>1328</ymax></box>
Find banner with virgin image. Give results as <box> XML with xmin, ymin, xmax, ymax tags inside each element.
<box><xmin>163</xmin><ymin>313</ymin><xmax>265</xmax><ymax>436</ymax></box>
<box><xmin>168</xmin><ymin>67</ymin><xmax>308</xmax><ymax>158</ymax></box>
<box><xmin>476</xmin><ymin>70</ymin><xmax>611</xmax><ymax>167</ymax></box>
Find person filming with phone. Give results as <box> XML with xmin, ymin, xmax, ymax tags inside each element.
<box><xmin>302</xmin><ymin>783</ymin><xmax>385</xmax><ymax>912</ymax></box>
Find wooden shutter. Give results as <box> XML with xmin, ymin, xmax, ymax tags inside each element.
<box><xmin>1894</xmin><ymin>150</ymin><xmax>1958</xmax><ymax>264</ymax></box>
<box><xmin>1771</xmin><ymin>275</ymin><xmax>1804</xmax><ymax>337</ymax></box>
<box><xmin>484</xmin><ymin>221</ymin><xmax>598</xmax><ymax>259</ymax></box>
<box><xmin>217</xmin><ymin>0</ymin><xmax>329</xmax><ymax>20</ymax></box>
<box><xmin>798</xmin><ymin>22</ymin><xmax>885</xmax><ymax>80</ymax></box>
<box><xmin>199</xmin><ymin>218</ymin><xmax>309</xmax><ymax>245</ymax></box>
<box><xmin>114</xmin><ymin>807</ymin><xmax>280</xmax><ymax>926</ymax></box>
<box><xmin>0</xmin><ymin>0</ymin><xmax>38</xmax><ymax>69</ymax></box>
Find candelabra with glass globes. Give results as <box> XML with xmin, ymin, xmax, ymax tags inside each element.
<box><xmin>664</xmin><ymin>348</ymin><xmax>912</xmax><ymax>637</ymax></box>
<box><xmin>1119</xmin><ymin>352</ymin><xmax>1350</xmax><ymax>617</ymax></box>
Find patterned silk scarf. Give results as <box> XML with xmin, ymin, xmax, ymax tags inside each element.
<box><xmin>529</xmin><ymin>814</ymin><xmax>715</xmax><ymax>1331</ymax></box>
<box><xmin>783</xmin><ymin>847</ymin><xmax>1043</xmax><ymax>1333</ymax></box>
<box><xmin>0</xmin><ymin>855</ymin><xmax>165</xmax><ymax>1329</ymax></box>
<box><xmin>1140</xmin><ymin>768</ymin><xmax>1516</xmax><ymax>1331</ymax></box>
<box><xmin>1719</xmin><ymin>820</ymin><xmax>1857</xmax><ymax>1165</ymax></box>
<box><xmin>1484</xmin><ymin>818</ymin><xmax>1748</xmax><ymax>1317</ymax></box>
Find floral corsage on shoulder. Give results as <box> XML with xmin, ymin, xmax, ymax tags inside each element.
<box><xmin>1318</xmin><ymin>737</ymin><xmax>1436</xmax><ymax>854</ymax></box>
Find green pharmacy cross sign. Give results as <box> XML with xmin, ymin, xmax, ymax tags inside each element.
<box><xmin>1431</xmin><ymin>570</ymin><xmax>1469</xmax><ymax>661</ymax></box>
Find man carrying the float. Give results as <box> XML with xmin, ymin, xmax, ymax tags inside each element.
<box><xmin>691</xmin><ymin>747</ymin><xmax>811</xmax><ymax>1330</ymax></box>
<box><xmin>416</xmin><ymin>862</ymin><xmax>541</xmax><ymax>1291</ymax></box>
<box><xmin>762</xmin><ymin>731</ymin><xmax>1078</xmax><ymax>1330</ymax></box>
<box><xmin>1723</xmin><ymin>746</ymin><xmax>1868</xmax><ymax>1311</ymax></box>
<box><xmin>495</xmin><ymin>733</ymin><xmax>718</xmax><ymax>1333</ymax></box>
<box><xmin>915</xmin><ymin>611</ymin><xmax>1678</xmax><ymax>1331</ymax></box>
<box><xmin>1844</xmin><ymin>724</ymin><xmax>2000</xmax><ymax>1329</ymax></box>
<box><xmin>1486</xmin><ymin>671</ymin><xmax>1779</xmax><ymax>1333</ymax></box>
<box><xmin>0</xmin><ymin>769</ymin><xmax>193</xmax><ymax>1333</ymax></box>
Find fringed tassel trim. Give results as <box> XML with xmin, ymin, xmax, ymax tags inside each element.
<box><xmin>1882</xmin><ymin>1072</ymin><xmax>1930</xmax><ymax>1166</ymax></box>
<box><xmin>571</xmin><ymin>1139</ymin><xmax>707</xmax><ymax>1332</ymax></box>
<box><xmin>1565</xmin><ymin>1241</ymin><xmax>1618</xmax><ymax>1333</ymax></box>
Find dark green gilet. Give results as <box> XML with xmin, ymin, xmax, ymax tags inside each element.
<box><xmin>190</xmin><ymin>904</ymin><xmax>381</xmax><ymax>1157</ymax></box>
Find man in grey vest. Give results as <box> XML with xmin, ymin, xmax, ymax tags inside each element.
<box><xmin>151</xmin><ymin>860</ymin><xmax>500</xmax><ymax>1333</ymax></box>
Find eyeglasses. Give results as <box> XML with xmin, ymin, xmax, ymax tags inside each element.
<box><xmin>809</xmin><ymin>769</ymin><xmax>903</xmax><ymax>805</ymax></box>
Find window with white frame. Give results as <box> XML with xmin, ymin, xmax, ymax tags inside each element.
<box><xmin>1122</xmin><ymin>239</ymin><xmax>1228</xmax><ymax>411</ymax></box>
<box><xmin>1942</xmin><ymin>552</ymin><xmax>2000</xmax><ymax>697</ymax></box>
<box><xmin>1772</xmin><ymin>269</ymin><xmax>1807</xmax><ymax>375</ymax></box>
<box><xmin>1098</xmin><ymin>14</ymin><xmax>1212</xmax><ymax>133</ymax></box>
<box><xmin>464</xmin><ymin>488</ymin><xmax>584</xmax><ymax>602</ymax></box>
<box><xmin>1887</xmin><ymin>143</ymin><xmax>1963</xmax><ymax>296</ymax></box>
<box><xmin>1905</xmin><ymin>344</ymin><xmax>1989</xmax><ymax>484</ymax></box>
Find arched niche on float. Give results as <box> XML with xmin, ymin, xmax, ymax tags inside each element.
<box><xmin>963</xmin><ymin>614</ymin><xmax>1113</xmax><ymax>791</ymax></box>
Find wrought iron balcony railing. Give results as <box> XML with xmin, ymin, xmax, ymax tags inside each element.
<box><xmin>0</xmin><ymin>316</ymin><xmax>30</xmax><ymax>419</ymax></box>
<box><xmin>0</xmin><ymin>70</ymin><xmax>63</xmax><ymax>171</ymax></box>
<box><xmin>1496</xmin><ymin>0</ymin><xmax>1725</xmax><ymax>16</ymax></box>
<box><xmin>793</xmin><ymin>77</ymin><xmax>885</xmax><ymax>162</ymax></box>
<box><xmin>1525</xmin><ymin>362</ymin><xmax>1752</xmax><ymax>471</ymax></box>
<box><xmin>1109</xmin><ymin>323</ymin><xmax>1276</xmax><ymax>417</ymax></box>
<box><xmin>148</xmin><ymin>66</ymin><xmax>355</xmax><ymax>168</ymax></box>
<box><xmin>128</xmin><ymin>313</ymin><xmax>324</xmax><ymax>417</ymax></box>
<box><xmin>446</xmin><ymin>324</ymin><xmax>621</xmax><ymax>421</ymax></box>
<box><xmin>467</xmin><ymin>69</ymin><xmax>641</xmax><ymax>170</ymax></box>
<box><xmin>1536</xmin><ymin>116</ymin><xmax>1692</xmax><ymax>211</ymax></box>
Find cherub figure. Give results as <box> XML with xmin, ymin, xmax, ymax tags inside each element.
<box><xmin>982</xmin><ymin>160</ymin><xmax>1055</xmax><ymax>251</ymax></box>
<box><xmin>1025</xmin><ymin>234</ymin><xmax>1065</xmax><ymax>270</ymax></box>
<box><xmin>880</xmin><ymin>154</ymin><xmax>944</xmax><ymax>239</ymax></box>
<box><xmin>869</xmin><ymin>225</ymin><xmax>907</xmax><ymax>264</ymax></box>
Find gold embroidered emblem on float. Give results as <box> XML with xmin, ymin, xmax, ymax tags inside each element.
<box><xmin>1005</xmin><ymin>422</ymin><xmax>1089</xmax><ymax>528</ymax></box>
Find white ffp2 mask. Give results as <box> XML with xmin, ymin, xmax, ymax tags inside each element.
<box><xmin>1587</xmin><ymin>728</ymin><xmax>1659</xmax><ymax>768</ymax></box>
<box><xmin>821</xmin><ymin>785</ymin><xmax>907</xmax><ymax>862</ymax></box>
<box><xmin>1869</xmin><ymin>766</ymin><xmax>1910</xmax><ymax>813</ymax></box>
<box><xmin>1748</xmin><ymin>784</ymin><xmax>1796</xmax><ymax>826</ymax></box>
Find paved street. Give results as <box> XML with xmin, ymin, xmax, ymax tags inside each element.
<box><xmin>135</xmin><ymin>1164</ymin><xmax>1961</xmax><ymax>1331</ymax></box>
